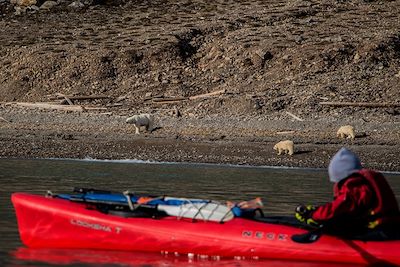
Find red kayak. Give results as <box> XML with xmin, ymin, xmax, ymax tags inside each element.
<box><xmin>12</xmin><ymin>192</ymin><xmax>400</xmax><ymax>266</ymax></box>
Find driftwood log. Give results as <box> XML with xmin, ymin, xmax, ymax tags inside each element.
<box><xmin>56</xmin><ymin>93</ymin><xmax>74</xmax><ymax>105</ymax></box>
<box><xmin>49</xmin><ymin>94</ymin><xmax>110</xmax><ymax>101</ymax></box>
<box><xmin>9</xmin><ymin>102</ymin><xmax>84</xmax><ymax>111</ymax></box>
<box><xmin>320</xmin><ymin>102</ymin><xmax>400</xmax><ymax>108</ymax></box>
<box><xmin>151</xmin><ymin>100</ymin><xmax>184</xmax><ymax>105</ymax></box>
<box><xmin>285</xmin><ymin>111</ymin><xmax>304</xmax><ymax>121</ymax></box>
<box><xmin>6</xmin><ymin>102</ymin><xmax>107</xmax><ymax>112</ymax></box>
<box><xmin>152</xmin><ymin>97</ymin><xmax>188</xmax><ymax>103</ymax></box>
<box><xmin>146</xmin><ymin>89</ymin><xmax>227</xmax><ymax>105</ymax></box>
<box><xmin>189</xmin><ymin>89</ymin><xmax>226</xmax><ymax>100</ymax></box>
<box><xmin>277</xmin><ymin>130</ymin><xmax>295</xmax><ymax>135</ymax></box>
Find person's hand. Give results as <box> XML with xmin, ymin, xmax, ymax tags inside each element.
<box><xmin>295</xmin><ymin>205</ymin><xmax>320</xmax><ymax>227</ymax></box>
<box><xmin>295</xmin><ymin>205</ymin><xmax>315</xmax><ymax>219</ymax></box>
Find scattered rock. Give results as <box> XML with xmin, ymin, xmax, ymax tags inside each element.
<box><xmin>68</xmin><ymin>0</ymin><xmax>84</xmax><ymax>8</ymax></box>
<box><xmin>39</xmin><ymin>0</ymin><xmax>57</xmax><ymax>10</ymax></box>
<box><xmin>10</xmin><ymin>0</ymin><xmax>36</xmax><ymax>6</ymax></box>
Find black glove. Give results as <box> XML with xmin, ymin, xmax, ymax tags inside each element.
<box><xmin>295</xmin><ymin>205</ymin><xmax>320</xmax><ymax>227</ymax></box>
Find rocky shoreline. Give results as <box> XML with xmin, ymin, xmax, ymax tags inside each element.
<box><xmin>0</xmin><ymin>1</ymin><xmax>399</xmax><ymax>173</ymax></box>
<box><xmin>1</xmin><ymin>105</ymin><xmax>399</xmax><ymax>173</ymax></box>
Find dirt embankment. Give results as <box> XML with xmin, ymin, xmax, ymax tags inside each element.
<box><xmin>0</xmin><ymin>0</ymin><xmax>399</xmax><ymax>172</ymax></box>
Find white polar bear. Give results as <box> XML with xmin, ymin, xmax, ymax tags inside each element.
<box><xmin>337</xmin><ymin>125</ymin><xmax>355</xmax><ymax>140</ymax></box>
<box><xmin>273</xmin><ymin>140</ymin><xmax>294</xmax><ymax>156</ymax></box>
<box><xmin>126</xmin><ymin>114</ymin><xmax>154</xmax><ymax>135</ymax></box>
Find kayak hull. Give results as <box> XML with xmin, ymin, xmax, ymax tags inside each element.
<box><xmin>12</xmin><ymin>193</ymin><xmax>400</xmax><ymax>265</ymax></box>
<box><xmin>11</xmin><ymin>247</ymin><xmax>360</xmax><ymax>267</ymax></box>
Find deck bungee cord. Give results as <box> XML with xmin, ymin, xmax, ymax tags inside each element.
<box><xmin>50</xmin><ymin>187</ymin><xmax>263</xmax><ymax>223</ymax></box>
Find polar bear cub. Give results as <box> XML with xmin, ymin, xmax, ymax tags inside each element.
<box><xmin>273</xmin><ymin>140</ymin><xmax>294</xmax><ymax>156</ymax></box>
<box><xmin>337</xmin><ymin>125</ymin><xmax>355</xmax><ymax>140</ymax></box>
<box><xmin>126</xmin><ymin>114</ymin><xmax>154</xmax><ymax>134</ymax></box>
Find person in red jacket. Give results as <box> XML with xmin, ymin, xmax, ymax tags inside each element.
<box><xmin>295</xmin><ymin>147</ymin><xmax>400</xmax><ymax>239</ymax></box>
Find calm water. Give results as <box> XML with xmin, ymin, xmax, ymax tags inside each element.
<box><xmin>1</xmin><ymin>158</ymin><xmax>399</xmax><ymax>266</ymax></box>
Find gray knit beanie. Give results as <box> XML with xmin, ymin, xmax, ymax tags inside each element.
<box><xmin>328</xmin><ymin>147</ymin><xmax>362</xmax><ymax>183</ymax></box>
